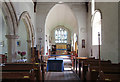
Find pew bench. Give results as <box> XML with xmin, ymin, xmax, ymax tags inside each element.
<box><xmin>80</xmin><ymin>60</ymin><xmax>111</xmax><ymax>80</ymax></box>
<box><xmin>1</xmin><ymin>63</ymin><xmax>43</xmax><ymax>81</ymax></box>
<box><xmin>72</xmin><ymin>57</ymin><xmax>96</xmax><ymax>80</ymax></box>
<box><xmin>99</xmin><ymin>71</ymin><xmax>120</xmax><ymax>82</ymax></box>
<box><xmin>2</xmin><ymin>72</ymin><xmax>33</xmax><ymax>82</ymax></box>
<box><xmin>86</xmin><ymin>64</ymin><xmax>120</xmax><ymax>81</ymax></box>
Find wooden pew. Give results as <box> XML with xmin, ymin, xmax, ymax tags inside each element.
<box><xmin>71</xmin><ymin>56</ymin><xmax>96</xmax><ymax>82</ymax></box>
<box><xmin>86</xmin><ymin>64</ymin><xmax>120</xmax><ymax>81</ymax></box>
<box><xmin>1</xmin><ymin>63</ymin><xmax>43</xmax><ymax>82</ymax></box>
<box><xmin>72</xmin><ymin>56</ymin><xmax>120</xmax><ymax>82</ymax></box>
<box><xmin>2</xmin><ymin>63</ymin><xmax>34</xmax><ymax>70</ymax></box>
<box><xmin>72</xmin><ymin>56</ymin><xmax>76</xmax><ymax>72</ymax></box>
<box><xmin>72</xmin><ymin>55</ymin><xmax>120</xmax><ymax>82</ymax></box>
<box><xmin>73</xmin><ymin>57</ymin><xmax>95</xmax><ymax>79</ymax></box>
<box><xmin>2</xmin><ymin>72</ymin><xmax>32</xmax><ymax>82</ymax></box>
<box><xmin>72</xmin><ymin>57</ymin><xmax>89</xmax><ymax>73</ymax></box>
<box><xmin>99</xmin><ymin>71</ymin><xmax>120</xmax><ymax>82</ymax></box>
<box><xmin>81</xmin><ymin>59</ymin><xmax>111</xmax><ymax>81</ymax></box>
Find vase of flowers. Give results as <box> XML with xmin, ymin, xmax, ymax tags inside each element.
<box><xmin>18</xmin><ymin>51</ymin><xmax>26</xmax><ymax>59</ymax></box>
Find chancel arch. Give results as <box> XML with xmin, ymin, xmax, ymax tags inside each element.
<box><xmin>2</xmin><ymin>2</ymin><xmax>18</xmax><ymax>35</ymax></box>
<box><xmin>45</xmin><ymin>3</ymin><xmax>78</xmax><ymax>55</ymax></box>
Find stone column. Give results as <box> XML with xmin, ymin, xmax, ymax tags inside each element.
<box><xmin>5</xmin><ymin>35</ymin><xmax>19</xmax><ymax>63</ymax></box>
<box><xmin>26</xmin><ymin>40</ymin><xmax>31</xmax><ymax>62</ymax></box>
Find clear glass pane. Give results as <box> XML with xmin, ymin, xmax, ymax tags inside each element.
<box><xmin>92</xmin><ymin>11</ymin><xmax>101</xmax><ymax>45</ymax></box>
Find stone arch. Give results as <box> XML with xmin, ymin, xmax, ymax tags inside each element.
<box><xmin>1</xmin><ymin>1</ymin><xmax>18</xmax><ymax>62</ymax></box>
<box><xmin>18</xmin><ymin>11</ymin><xmax>35</xmax><ymax>41</ymax></box>
<box><xmin>2</xmin><ymin>2</ymin><xmax>18</xmax><ymax>35</ymax></box>
<box><xmin>45</xmin><ymin>3</ymin><xmax>78</xmax><ymax>55</ymax></box>
<box><xmin>18</xmin><ymin>11</ymin><xmax>35</xmax><ymax>62</ymax></box>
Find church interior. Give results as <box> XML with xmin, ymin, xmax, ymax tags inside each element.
<box><xmin>0</xmin><ymin>0</ymin><xmax>120</xmax><ymax>82</ymax></box>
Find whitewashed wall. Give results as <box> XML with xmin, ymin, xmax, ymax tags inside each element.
<box><xmin>2</xmin><ymin>18</ymin><xmax>7</xmax><ymax>54</ymax></box>
<box><xmin>96</xmin><ymin>2</ymin><xmax>118</xmax><ymax>63</ymax></box>
<box><xmin>6</xmin><ymin>2</ymin><xmax>36</xmax><ymax>61</ymax></box>
<box><xmin>87</xmin><ymin>3</ymin><xmax>92</xmax><ymax>58</ymax></box>
<box><xmin>0</xmin><ymin>10</ymin><xmax>3</xmax><ymax>54</ymax></box>
<box><xmin>36</xmin><ymin>3</ymin><xmax>55</xmax><ymax>54</ymax></box>
<box><xmin>36</xmin><ymin>3</ymin><xmax>88</xmax><ymax>56</ymax></box>
<box><xmin>0</xmin><ymin>10</ymin><xmax>8</xmax><ymax>54</ymax></box>
<box><xmin>118</xmin><ymin>2</ymin><xmax>120</xmax><ymax>63</ymax></box>
<box><xmin>12</xmin><ymin>2</ymin><xmax>36</xmax><ymax>46</ymax></box>
<box><xmin>87</xmin><ymin>2</ymin><xmax>119</xmax><ymax>63</ymax></box>
<box><xmin>16</xmin><ymin>20</ymin><xmax>27</xmax><ymax>60</ymax></box>
<box><xmin>69</xmin><ymin>3</ymin><xmax>88</xmax><ymax>57</ymax></box>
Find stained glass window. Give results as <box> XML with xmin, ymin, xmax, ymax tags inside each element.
<box><xmin>55</xmin><ymin>28</ymin><xmax>67</xmax><ymax>43</ymax></box>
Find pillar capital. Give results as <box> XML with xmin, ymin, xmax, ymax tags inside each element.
<box><xmin>5</xmin><ymin>35</ymin><xmax>19</xmax><ymax>39</ymax></box>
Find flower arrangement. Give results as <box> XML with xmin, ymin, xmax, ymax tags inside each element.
<box><xmin>18</xmin><ymin>51</ymin><xmax>26</xmax><ymax>59</ymax></box>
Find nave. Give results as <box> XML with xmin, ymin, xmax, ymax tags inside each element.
<box><xmin>1</xmin><ymin>53</ymin><xmax>120</xmax><ymax>82</ymax></box>
<box><xmin>0</xmin><ymin>0</ymin><xmax>120</xmax><ymax>82</ymax></box>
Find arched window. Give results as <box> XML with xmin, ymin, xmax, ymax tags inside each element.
<box><xmin>92</xmin><ymin>10</ymin><xmax>102</xmax><ymax>45</ymax></box>
<box><xmin>55</xmin><ymin>28</ymin><xmax>67</xmax><ymax>43</ymax></box>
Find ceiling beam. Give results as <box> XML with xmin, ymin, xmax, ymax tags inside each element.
<box><xmin>32</xmin><ymin>0</ymin><xmax>37</xmax><ymax>12</ymax></box>
<box><xmin>35</xmin><ymin>0</ymin><xmax>88</xmax><ymax>2</ymax></box>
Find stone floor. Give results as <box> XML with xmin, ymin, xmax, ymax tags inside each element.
<box><xmin>45</xmin><ymin>71</ymin><xmax>80</xmax><ymax>80</ymax></box>
<box><xmin>45</xmin><ymin>55</ymin><xmax>80</xmax><ymax>81</ymax></box>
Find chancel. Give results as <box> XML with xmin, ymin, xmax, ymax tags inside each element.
<box><xmin>0</xmin><ymin>0</ymin><xmax>120</xmax><ymax>82</ymax></box>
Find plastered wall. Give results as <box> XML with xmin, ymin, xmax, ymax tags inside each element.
<box><xmin>87</xmin><ymin>2</ymin><xmax>119</xmax><ymax>63</ymax></box>
<box><xmin>69</xmin><ymin>3</ymin><xmax>88</xmax><ymax>57</ymax></box>
<box><xmin>36</xmin><ymin>3</ymin><xmax>88</xmax><ymax>56</ymax></box>
<box><xmin>118</xmin><ymin>2</ymin><xmax>120</xmax><ymax>63</ymax></box>
<box><xmin>17</xmin><ymin>20</ymin><xmax>27</xmax><ymax>59</ymax></box>
<box><xmin>12</xmin><ymin>2</ymin><xmax>37</xmax><ymax>46</ymax></box>
<box><xmin>36</xmin><ymin>3</ymin><xmax>56</xmax><ymax>54</ymax></box>
<box><xmin>0</xmin><ymin>12</ymin><xmax>7</xmax><ymax>54</ymax></box>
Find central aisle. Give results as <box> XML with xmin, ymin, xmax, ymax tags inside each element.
<box><xmin>45</xmin><ymin>55</ymin><xmax>80</xmax><ymax>81</ymax></box>
<box><xmin>49</xmin><ymin>55</ymin><xmax>72</xmax><ymax>70</ymax></box>
<box><xmin>45</xmin><ymin>71</ymin><xmax>80</xmax><ymax>80</ymax></box>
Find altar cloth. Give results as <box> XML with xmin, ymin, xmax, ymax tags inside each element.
<box><xmin>46</xmin><ymin>58</ymin><xmax>64</xmax><ymax>72</ymax></box>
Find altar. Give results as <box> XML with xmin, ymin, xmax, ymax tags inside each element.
<box><xmin>46</xmin><ymin>58</ymin><xmax>64</xmax><ymax>72</ymax></box>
